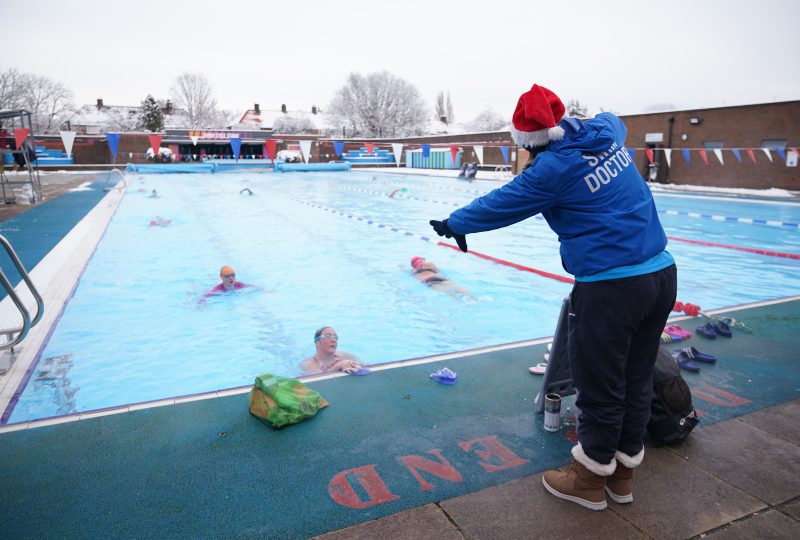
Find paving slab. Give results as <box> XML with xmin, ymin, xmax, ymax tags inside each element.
<box><xmin>673</xmin><ymin>418</ymin><xmax>800</xmax><ymax>505</ymax></box>
<box><xmin>779</xmin><ymin>497</ymin><xmax>800</xmax><ymax>521</ymax></box>
<box><xmin>701</xmin><ymin>509</ymin><xmax>800</xmax><ymax>539</ymax></box>
<box><xmin>738</xmin><ymin>400</ymin><xmax>800</xmax><ymax>445</ymax></box>
<box><xmin>313</xmin><ymin>504</ymin><xmax>463</xmax><ymax>540</ymax></box>
<box><xmin>440</xmin><ymin>472</ymin><xmax>647</xmax><ymax>539</ymax></box>
<box><xmin>610</xmin><ymin>445</ymin><xmax>764</xmax><ymax>539</ymax></box>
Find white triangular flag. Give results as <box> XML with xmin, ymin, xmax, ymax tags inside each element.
<box><xmin>299</xmin><ymin>140</ymin><xmax>312</xmax><ymax>163</ymax></box>
<box><xmin>59</xmin><ymin>130</ymin><xmax>76</xmax><ymax>157</ymax></box>
<box><xmin>391</xmin><ymin>143</ymin><xmax>404</xmax><ymax>167</ymax></box>
<box><xmin>473</xmin><ymin>145</ymin><xmax>484</xmax><ymax>165</ymax></box>
<box><xmin>713</xmin><ymin>148</ymin><xmax>724</xmax><ymax>165</ymax></box>
<box><xmin>190</xmin><ymin>135</ymin><xmax>199</xmax><ymax>146</ymax></box>
<box><xmin>664</xmin><ymin>148</ymin><xmax>672</xmax><ymax>167</ymax></box>
<box><xmin>762</xmin><ymin>148</ymin><xmax>773</xmax><ymax>162</ymax></box>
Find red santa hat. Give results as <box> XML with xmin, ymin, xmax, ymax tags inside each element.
<box><xmin>509</xmin><ymin>84</ymin><xmax>566</xmax><ymax>148</ymax></box>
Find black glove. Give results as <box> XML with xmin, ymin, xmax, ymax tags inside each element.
<box><xmin>429</xmin><ymin>219</ymin><xmax>468</xmax><ymax>252</ymax></box>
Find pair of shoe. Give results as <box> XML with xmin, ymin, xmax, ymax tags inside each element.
<box><xmin>672</xmin><ymin>346</ymin><xmax>717</xmax><ymax>372</ymax></box>
<box><xmin>542</xmin><ymin>459</ymin><xmax>634</xmax><ymax>511</ymax></box>
<box><xmin>696</xmin><ymin>321</ymin><xmax>732</xmax><ymax>339</ymax></box>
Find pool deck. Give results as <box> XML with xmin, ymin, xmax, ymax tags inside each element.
<box><xmin>0</xmin><ymin>171</ymin><xmax>799</xmax><ymax>539</ymax></box>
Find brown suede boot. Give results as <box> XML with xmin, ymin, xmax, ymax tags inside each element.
<box><xmin>605</xmin><ymin>461</ymin><xmax>634</xmax><ymax>503</ymax></box>
<box><xmin>542</xmin><ymin>460</ymin><xmax>608</xmax><ymax>511</ymax></box>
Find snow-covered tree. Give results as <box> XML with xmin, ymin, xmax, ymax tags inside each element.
<box><xmin>272</xmin><ymin>114</ymin><xmax>316</xmax><ymax>134</ymax></box>
<box><xmin>0</xmin><ymin>67</ymin><xmax>25</xmax><ymax>111</ymax></box>
<box><xmin>467</xmin><ymin>109</ymin><xmax>508</xmax><ymax>132</ymax></box>
<box><xmin>435</xmin><ymin>91</ymin><xmax>454</xmax><ymax>123</ymax></box>
<box><xmin>138</xmin><ymin>94</ymin><xmax>164</xmax><ymax>132</ymax></box>
<box><xmin>566</xmin><ymin>99</ymin><xmax>589</xmax><ymax>119</ymax></box>
<box><xmin>643</xmin><ymin>103</ymin><xmax>678</xmax><ymax>113</ymax></box>
<box><xmin>170</xmin><ymin>72</ymin><xmax>218</xmax><ymax>128</ymax></box>
<box><xmin>327</xmin><ymin>71</ymin><xmax>428</xmax><ymax>137</ymax></box>
<box><xmin>0</xmin><ymin>68</ymin><xmax>74</xmax><ymax>133</ymax></box>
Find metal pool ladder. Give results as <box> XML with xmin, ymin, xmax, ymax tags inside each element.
<box><xmin>0</xmin><ymin>235</ymin><xmax>44</xmax><ymax>372</ymax></box>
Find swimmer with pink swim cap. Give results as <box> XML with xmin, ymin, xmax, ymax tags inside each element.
<box><xmin>409</xmin><ymin>256</ymin><xmax>475</xmax><ymax>300</ymax></box>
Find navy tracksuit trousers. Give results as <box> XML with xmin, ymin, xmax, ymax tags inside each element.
<box><xmin>568</xmin><ymin>264</ymin><xmax>678</xmax><ymax>464</ymax></box>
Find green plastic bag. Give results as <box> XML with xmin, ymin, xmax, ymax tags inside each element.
<box><xmin>249</xmin><ymin>373</ymin><xmax>328</xmax><ymax>429</ymax></box>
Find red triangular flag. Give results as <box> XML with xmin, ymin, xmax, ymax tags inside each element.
<box><xmin>645</xmin><ymin>148</ymin><xmax>654</xmax><ymax>165</ymax></box>
<box><xmin>746</xmin><ymin>148</ymin><xmax>757</xmax><ymax>163</ymax></box>
<box><xmin>698</xmin><ymin>149</ymin><xmax>708</xmax><ymax>165</ymax></box>
<box><xmin>148</xmin><ymin>134</ymin><xmax>163</xmax><ymax>156</ymax></box>
<box><xmin>450</xmin><ymin>144</ymin><xmax>459</xmax><ymax>163</ymax></box>
<box><xmin>264</xmin><ymin>140</ymin><xmax>277</xmax><ymax>160</ymax></box>
<box><xmin>365</xmin><ymin>142</ymin><xmax>375</xmax><ymax>154</ymax></box>
<box><xmin>14</xmin><ymin>128</ymin><xmax>30</xmax><ymax>149</ymax></box>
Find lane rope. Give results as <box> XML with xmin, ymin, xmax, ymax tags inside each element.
<box><xmin>661</xmin><ymin>209</ymin><xmax>797</xmax><ymax>229</ymax></box>
<box><xmin>667</xmin><ymin>236</ymin><xmax>800</xmax><ymax>260</ymax></box>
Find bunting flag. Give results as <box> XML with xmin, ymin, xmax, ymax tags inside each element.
<box><xmin>664</xmin><ymin>148</ymin><xmax>672</xmax><ymax>167</ymax></box>
<box><xmin>190</xmin><ymin>135</ymin><xmax>199</xmax><ymax>146</ymax></box>
<box><xmin>299</xmin><ymin>140</ymin><xmax>312</xmax><ymax>163</ymax></box>
<box><xmin>421</xmin><ymin>144</ymin><xmax>431</xmax><ymax>158</ymax></box>
<box><xmin>449</xmin><ymin>144</ymin><xmax>459</xmax><ymax>163</ymax></box>
<box><xmin>732</xmin><ymin>148</ymin><xmax>742</xmax><ymax>162</ymax></box>
<box><xmin>682</xmin><ymin>149</ymin><xmax>690</xmax><ymax>164</ymax></box>
<box><xmin>473</xmin><ymin>145</ymin><xmax>484</xmax><ymax>165</ymax></box>
<box><xmin>365</xmin><ymin>142</ymin><xmax>375</xmax><ymax>154</ymax></box>
<box><xmin>698</xmin><ymin>149</ymin><xmax>708</xmax><ymax>165</ymax></box>
<box><xmin>762</xmin><ymin>148</ymin><xmax>773</xmax><ymax>162</ymax></box>
<box><xmin>500</xmin><ymin>146</ymin><xmax>509</xmax><ymax>164</ymax></box>
<box><xmin>645</xmin><ymin>148</ymin><xmax>654</xmax><ymax>165</ymax></box>
<box><xmin>13</xmin><ymin>128</ymin><xmax>30</xmax><ymax>149</ymax></box>
<box><xmin>629</xmin><ymin>148</ymin><xmax>636</xmax><ymax>160</ymax></box>
<box><xmin>391</xmin><ymin>143</ymin><xmax>403</xmax><ymax>167</ymax></box>
<box><xmin>230</xmin><ymin>138</ymin><xmax>242</xmax><ymax>161</ymax></box>
<box><xmin>106</xmin><ymin>133</ymin><xmax>121</xmax><ymax>159</ymax></box>
<box><xmin>264</xmin><ymin>140</ymin><xmax>277</xmax><ymax>161</ymax></box>
<box><xmin>775</xmin><ymin>148</ymin><xmax>786</xmax><ymax>161</ymax></box>
<box><xmin>333</xmin><ymin>141</ymin><xmax>344</xmax><ymax>157</ymax></box>
<box><xmin>147</xmin><ymin>134</ymin><xmax>163</xmax><ymax>157</ymax></box>
<box><xmin>713</xmin><ymin>149</ymin><xmax>724</xmax><ymax>165</ymax></box>
<box><xmin>59</xmin><ymin>130</ymin><xmax>76</xmax><ymax>157</ymax></box>
<box><xmin>746</xmin><ymin>148</ymin><xmax>757</xmax><ymax>163</ymax></box>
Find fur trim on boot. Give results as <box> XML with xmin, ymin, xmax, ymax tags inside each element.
<box><xmin>614</xmin><ymin>448</ymin><xmax>644</xmax><ymax>468</ymax></box>
<box><xmin>572</xmin><ymin>444</ymin><xmax>617</xmax><ymax>476</ymax></box>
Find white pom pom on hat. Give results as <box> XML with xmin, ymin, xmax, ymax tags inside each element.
<box><xmin>509</xmin><ymin>84</ymin><xmax>566</xmax><ymax>148</ymax></box>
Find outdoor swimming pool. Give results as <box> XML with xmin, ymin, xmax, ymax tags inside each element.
<box><xmin>7</xmin><ymin>170</ymin><xmax>800</xmax><ymax>423</ymax></box>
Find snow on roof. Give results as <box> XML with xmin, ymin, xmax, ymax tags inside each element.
<box><xmin>238</xmin><ymin>108</ymin><xmax>326</xmax><ymax>130</ymax></box>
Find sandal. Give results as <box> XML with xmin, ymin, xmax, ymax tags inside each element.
<box><xmin>664</xmin><ymin>325</ymin><xmax>692</xmax><ymax>339</ymax></box>
<box><xmin>681</xmin><ymin>346</ymin><xmax>716</xmax><ymax>363</ymax></box>
<box><xmin>695</xmin><ymin>323</ymin><xmax>716</xmax><ymax>339</ymax></box>
<box><xmin>529</xmin><ymin>363</ymin><xmax>548</xmax><ymax>375</ymax></box>
<box><xmin>675</xmin><ymin>352</ymin><xmax>701</xmax><ymax>372</ymax></box>
<box><xmin>713</xmin><ymin>321</ymin><xmax>732</xmax><ymax>338</ymax></box>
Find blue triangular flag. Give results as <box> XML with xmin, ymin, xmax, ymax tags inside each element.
<box><xmin>333</xmin><ymin>141</ymin><xmax>344</xmax><ymax>157</ymax></box>
<box><xmin>682</xmin><ymin>149</ymin><xmax>691</xmax><ymax>164</ymax></box>
<box><xmin>106</xmin><ymin>133</ymin><xmax>120</xmax><ymax>160</ymax></box>
<box><xmin>775</xmin><ymin>147</ymin><xmax>786</xmax><ymax>161</ymax></box>
<box><xmin>421</xmin><ymin>144</ymin><xmax>431</xmax><ymax>158</ymax></box>
<box><xmin>732</xmin><ymin>148</ymin><xmax>742</xmax><ymax>162</ymax></box>
<box><xmin>230</xmin><ymin>138</ymin><xmax>241</xmax><ymax>161</ymax></box>
<box><xmin>628</xmin><ymin>148</ymin><xmax>636</xmax><ymax>160</ymax></box>
<box><xmin>500</xmin><ymin>146</ymin><xmax>509</xmax><ymax>164</ymax></box>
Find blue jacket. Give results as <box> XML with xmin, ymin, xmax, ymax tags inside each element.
<box><xmin>447</xmin><ymin>113</ymin><xmax>671</xmax><ymax>278</ymax></box>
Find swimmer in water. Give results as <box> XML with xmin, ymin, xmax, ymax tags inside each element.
<box><xmin>410</xmin><ymin>256</ymin><xmax>475</xmax><ymax>300</ymax></box>
<box><xmin>149</xmin><ymin>189</ymin><xmax>159</xmax><ymax>198</ymax></box>
<box><xmin>240</xmin><ymin>188</ymin><xmax>254</xmax><ymax>196</ymax></box>
<box><xmin>388</xmin><ymin>187</ymin><xmax>407</xmax><ymax>199</ymax></box>
<box><xmin>148</xmin><ymin>215</ymin><xmax>172</xmax><ymax>227</ymax></box>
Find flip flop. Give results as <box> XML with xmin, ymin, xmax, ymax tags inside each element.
<box><xmin>543</xmin><ymin>352</ymin><xmax>550</xmax><ymax>362</ymax></box>
<box><xmin>664</xmin><ymin>325</ymin><xmax>691</xmax><ymax>339</ymax></box>
<box><xmin>681</xmin><ymin>346</ymin><xmax>716</xmax><ymax>363</ymax></box>
<box><xmin>713</xmin><ymin>321</ymin><xmax>732</xmax><ymax>338</ymax></box>
<box><xmin>695</xmin><ymin>323</ymin><xmax>716</xmax><ymax>339</ymax></box>
<box><xmin>675</xmin><ymin>352</ymin><xmax>701</xmax><ymax>372</ymax></box>
<box><xmin>661</xmin><ymin>331</ymin><xmax>688</xmax><ymax>344</ymax></box>
<box><xmin>529</xmin><ymin>363</ymin><xmax>548</xmax><ymax>375</ymax></box>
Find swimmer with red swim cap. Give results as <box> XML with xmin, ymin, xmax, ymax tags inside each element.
<box><xmin>409</xmin><ymin>256</ymin><xmax>474</xmax><ymax>300</ymax></box>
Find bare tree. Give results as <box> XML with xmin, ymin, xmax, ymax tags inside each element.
<box><xmin>170</xmin><ymin>72</ymin><xmax>219</xmax><ymax>128</ymax></box>
<box><xmin>435</xmin><ymin>91</ymin><xmax>455</xmax><ymax>123</ymax></box>
<box><xmin>566</xmin><ymin>99</ymin><xmax>589</xmax><ymax>119</ymax></box>
<box><xmin>327</xmin><ymin>72</ymin><xmax>428</xmax><ymax>137</ymax></box>
<box><xmin>272</xmin><ymin>114</ymin><xmax>316</xmax><ymax>134</ymax></box>
<box><xmin>0</xmin><ymin>67</ymin><xmax>25</xmax><ymax>111</ymax></box>
<box><xmin>468</xmin><ymin>109</ymin><xmax>508</xmax><ymax>132</ymax></box>
<box><xmin>17</xmin><ymin>73</ymin><xmax>74</xmax><ymax>133</ymax></box>
<box><xmin>643</xmin><ymin>103</ymin><xmax>678</xmax><ymax>113</ymax></box>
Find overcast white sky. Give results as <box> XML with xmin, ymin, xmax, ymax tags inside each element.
<box><xmin>2</xmin><ymin>0</ymin><xmax>798</xmax><ymax>122</ymax></box>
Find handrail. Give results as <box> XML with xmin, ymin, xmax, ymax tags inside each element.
<box><xmin>103</xmin><ymin>168</ymin><xmax>127</xmax><ymax>192</ymax></box>
<box><xmin>0</xmin><ymin>234</ymin><xmax>44</xmax><ymax>350</ymax></box>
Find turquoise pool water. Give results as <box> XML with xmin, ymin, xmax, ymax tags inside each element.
<box><xmin>8</xmin><ymin>171</ymin><xmax>800</xmax><ymax>422</ymax></box>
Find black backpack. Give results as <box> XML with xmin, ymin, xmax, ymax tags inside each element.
<box><xmin>647</xmin><ymin>346</ymin><xmax>699</xmax><ymax>445</ymax></box>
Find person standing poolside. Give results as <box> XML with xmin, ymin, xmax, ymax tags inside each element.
<box><xmin>200</xmin><ymin>265</ymin><xmax>253</xmax><ymax>302</ymax></box>
<box><xmin>429</xmin><ymin>83</ymin><xmax>677</xmax><ymax>511</ymax></box>
<box><xmin>410</xmin><ymin>256</ymin><xmax>475</xmax><ymax>300</ymax></box>
<box><xmin>300</xmin><ymin>327</ymin><xmax>364</xmax><ymax>374</ymax></box>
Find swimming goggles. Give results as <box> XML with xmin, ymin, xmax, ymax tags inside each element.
<box><xmin>315</xmin><ymin>333</ymin><xmax>338</xmax><ymax>342</ymax></box>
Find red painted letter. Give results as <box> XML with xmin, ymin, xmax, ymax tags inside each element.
<box><xmin>459</xmin><ymin>435</ymin><xmax>529</xmax><ymax>472</ymax></box>
<box><xmin>397</xmin><ymin>449</ymin><xmax>463</xmax><ymax>491</ymax></box>
<box><xmin>328</xmin><ymin>464</ymin><xmax>400</xmax><ymax>508</ymax></box>
<box><xmin>692</xmin><ymin>384</ymin><xmax>751</xmax><ymax>407</ymax></box>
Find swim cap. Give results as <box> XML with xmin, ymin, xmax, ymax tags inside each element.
<box><xmin>220</xmin><ymin>265</ymin><xmax>235</xmax><ymax>276</ymax></box>
<box><xmin>410</xmin><ymin>256</ymin><xmax>425</xmax><ymax>269</ymax></box>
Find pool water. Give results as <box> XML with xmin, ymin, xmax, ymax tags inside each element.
<box><xmin>8</xmin><ymin>171</ymin><xmax>800</xmax><ymax>422</ymax></box>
